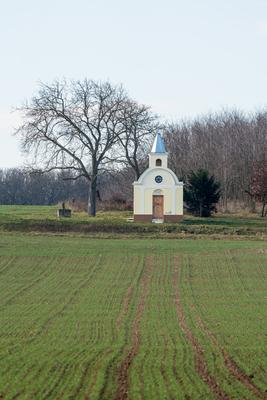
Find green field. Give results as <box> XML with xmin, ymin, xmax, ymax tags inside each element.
<box><xmin>0</xmin><ymin>231</ymin><xmax>267</xmax><ymax>399</ymax></box>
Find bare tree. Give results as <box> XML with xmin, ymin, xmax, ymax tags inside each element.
<box><xmin>16</xmin><ymin>79</ymin><xmax>128</xmax><ymax>216</ymax></box>
<box><xmin>246</xmin><ymin>161</ymin><xmax>267</xmax><ymax>217</ymax></box>
<box><xmin>116</xmin><ymin>100</ymin><xmax>158</xmax><ymax>180</ymax></box>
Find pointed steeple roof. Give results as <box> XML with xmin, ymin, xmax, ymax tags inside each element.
<box><xmin>151</xmin><ymin>132</ymin><xmax>166</xmax><ymax>153</ymax></box>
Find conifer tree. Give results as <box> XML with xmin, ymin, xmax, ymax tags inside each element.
<box><xmin>184</xmin><ymin>169</ymin><xmax>221</xmax><ymax>217</ymax></box>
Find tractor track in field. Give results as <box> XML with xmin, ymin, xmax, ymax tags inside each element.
<box><xmin>115</xmin><ymin>256</ymin><xmax>140</xmax><ymax>334</ymax></box>
<box><xmin>160</xmin><ymin>254</ymin><xmax>184</xmax><ymax>400</ymax></box>
<box><xmin>116</xmin><ymin>285</ymin><xmax>134</xmax><ymax>333</ymax></box>
<box><xmin>196</xmin><ymin>315</ymin><xmax>267</xmax><ymax>400</ymax></box>
<box><xmin>160</xmin><ymin>258</ymin><xmax>175</xmax><ymax>400</ymax></box>
<box><xmin>173</xmin><ymin>261</ymin><xmax>230</xmax><ymax>400</ymax></box>
<box><xmin>70</xmin><ymin>256</ymin><xmax>135</xmax><ymax>399</ymax></box>
<box><xmin>97</xmin><ymin>256</ymin><xmax>147</xmax><ymax>400</ymax></box>
<box><xmin>115</xmin><ymin>256</ymin><xmax>153</xmax><ymax>400</ymax></box>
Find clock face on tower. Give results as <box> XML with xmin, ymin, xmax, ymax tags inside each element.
<box><xmin>155</xmin><ymin>175</ymin><xmax>163</xmax><ymax>183</ymax></box>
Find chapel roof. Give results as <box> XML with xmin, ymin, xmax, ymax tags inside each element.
<box><xmin>151</xmin><ymin>132</ymin><xmax>167</xmax><ymax>153</ymax></box>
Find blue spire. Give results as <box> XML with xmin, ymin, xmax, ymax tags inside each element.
<box><xmin>151</xmin><ymin>132</ymin><xmax>166</xmax><ymax>153</ymax></box>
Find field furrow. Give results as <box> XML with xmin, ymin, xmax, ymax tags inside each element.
<box><xmin>173</xmin><ymin>259</ymin><xmax>230</xmax><ymax>400</ymax></box>
<box><xmin>196</xmin><ymin>315</ymin><xmax>267</xmax><ymax>400</ymax></box>
<box><xmin>44</xmin><ymin>256</ymin><xmax>138</xmax><ymax>399</ymax></box>
<box><xmin>180</xmin><ymin>250</ymin><xmax>267</xmax><ymax>399</ymax></box>
<box><xmin>115</xmin><ymin>256</ymin><xmax>153</xmax><ymax>400</ymax></box>
<box><xmin>116</xmin><ymin>285</ymin><xmax>134</xmax><ymax>333</ymax></box>
<box><xmin>128</xmin><ymin>254</ymin><xmax>202</xmax><ymax>399</ymax></box>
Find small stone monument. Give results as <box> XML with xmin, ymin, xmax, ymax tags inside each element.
<box><xmin>57</xmin><ymin>202</ymin><xmax>72</xmax><ymax>218</ymax></box>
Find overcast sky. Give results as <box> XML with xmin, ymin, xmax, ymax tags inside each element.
<box><xmin>1</xmin><ymin>0</ymin><xmax>267</xmax><ymax>167</ymax></box>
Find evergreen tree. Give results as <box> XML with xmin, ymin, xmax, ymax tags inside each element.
<box><xmin>184</xmin><ymin>169</ymin><xmax>221</xmax><ymax>217</ymax></box>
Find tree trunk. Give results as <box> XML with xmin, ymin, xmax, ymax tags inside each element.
<box><xmin>199</xmin><ymin>202</ymin><xmax>203</xmax><ymax>217</ymax></box>
<box><xmin>88</xmin><ymin>176</ymin><xmax>97</xmax><ymax>216</ymax></box>
<box><xmin>261</xmin><ymin>202</ymin><xmax>266</xmax><ymax>217</ymax></box>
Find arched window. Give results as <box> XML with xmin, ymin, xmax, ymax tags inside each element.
<box><xmin>156</xmin><ymin>159</ymin><xmax>162</xmax><ymax>166</ymax></box>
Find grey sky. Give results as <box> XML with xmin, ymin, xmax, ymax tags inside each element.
<box><xmin>1</xmin><ymin>0</ymin><xmax>267</xmax><ymax>167</ymax></box>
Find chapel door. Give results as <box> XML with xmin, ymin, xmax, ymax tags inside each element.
<box><xmin>153</xmin><ymin>195</ymin><xmax>164</xmax><ymax>219</ymax></box>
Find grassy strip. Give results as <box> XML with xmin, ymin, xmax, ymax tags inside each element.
<box><xmin>0</xmin><ymin>205</ymin><xmax>266</xmax><ymax>237</ymax></box>
<box><xmin>1</xmin><ymin>218</ymin><xmax>267</xmax><ymax>237</ymax></box>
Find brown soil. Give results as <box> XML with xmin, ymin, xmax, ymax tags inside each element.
<box><xmin>173</xmin><ymin>263</ymin><xmax>230</xmax><ymax>400</ymax></box>
<box><xmin>196</xmin><ymin>316</ymin><xmax>267</xmax><ymax>400</ymax></box>
<box><xmin>115</xmin><ymin>256</ymin><xmax>152</xmax><ymax>400</ymax></box>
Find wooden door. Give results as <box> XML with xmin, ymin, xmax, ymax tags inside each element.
<box><xmin>153</xmin><ymin>195</ymin><xmax>164</xmax><ymax>219</ymax></box>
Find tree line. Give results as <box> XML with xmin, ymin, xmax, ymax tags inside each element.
<box><xmin>165</xmin><ymin>110</ymin><xmax>267</xmax><ymax>210</ymax></box>
<box><xmin>3</xmin><ymin>79</ymin><xmax>266</xmax><ymax>215</ymax></box>
<box><xmin>0</xmin><ymin>169</ymin><xmax>88</xmax><ymax>205</ymax></box>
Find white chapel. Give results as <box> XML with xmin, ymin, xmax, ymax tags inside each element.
<box><xmin>133</xmin><ymin>132</ymin><xmax>183</xmax><ymax>222</ymax></box>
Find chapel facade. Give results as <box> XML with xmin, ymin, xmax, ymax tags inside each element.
<box><xmin>133</xmin><ymin>132</ymin><xmax>183</xmax><ymax>222</ymax></box>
